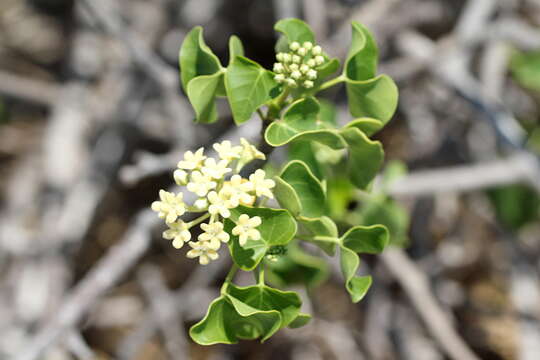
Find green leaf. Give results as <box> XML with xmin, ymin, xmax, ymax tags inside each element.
<box><xmin>345</xmin><ymin>21</ymin><xmax>378</xmax><ymax>81</ymax></box>
<box><xmin>273</xmin><ymin>177</ymin><xmax>302</xmax><ymax>216</ymax></box>
<box><xmin>179</xmin><ymin>26</ymin><xmax>222</xmax><ymax>92</ymax></box>
<box><xmin>274</xmin><ymin>18</ymin><xmax>315</xmax><ymax>51</ymax></box>
<box><xmin>228</xmin><ymin>35</ymin><xmax>244</xmax><ymax>65</ymax></box>
<box><xmin>225</xmin><ymin>56</ymin><xmax>277</xmax><ymax>124</ymax></box>
<box><xmin>226</xmin><ymin>206</ymin><xmax>297</xmax><ymax>270</ymax></box>
<box><xmin>338</xmin><ymin>225</ymin><xmax>388</xmax><ymax>302</ymax></box>
<box><xmin>340</xmin><ymin>127</ymin><xmax>384</xmax><ymax>189</ymax></box>
<box><xmin>297</xmin><ymin>216</ymin><xmax>339</xmax><ymax>256</ymax></box>
<box><xmin>265</xmin><ymin>97</ymin><xmax>347</xmax><ymax>148</ymax></box>
<box><xmin>288</xmin><ymin>313</ymin><xmax>312</xmax><ymax>329</ymax></box>
<box><xmin>189</xmin><ymin>296</ymin><xmax>281</xmax><ymax>345</ymax></box>
<box><xmin>277</xmin><ymin>160</ymin><xmax>326</xmax><ymax>218</ymax></box>
<box><xmin>186</xmin><ymin>72</ymin><xmax>222</xmax><ymax>123</ymax></box>
<box><xmin>266</xmin><ymin>241</ymin><xmax>329</xmax><ymax>288</ymax></box>
<box><xmin>345</xmin><ymin>118</ymin><xmax>384</xmax><ymax>137</ymax></box>
<box><xmin>342</xmin><ymin>21</ymin><xmax>398</xmax><ymax>123</ymax></box>
<box><xmin>345</xmin><ymin>75</ymin><xmax>398</xmax><ymax>123</ymax></box>
<box><xmin>315</xmin><ymin>58</ymin><xmax>341</xmax><ymax>85</ymax></box>
<box><xmin>288</xmin><ymin>141</ymin><xmax>323</xmax><ymax>180</ymax></box>
<box><xmin>226</xmin><ymin>283</ymin><xmax>302</xmax><ymax>332</ymax></box>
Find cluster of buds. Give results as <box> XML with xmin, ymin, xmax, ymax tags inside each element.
<box><xmin>273</xmin><ymin>41</ymin><xmax>326</xmax><ymax>89</ymax></box>
<box><xmin>151</xmin><ymin>139</ymin><xmax>276</xmax><ymax>265</ymax></box>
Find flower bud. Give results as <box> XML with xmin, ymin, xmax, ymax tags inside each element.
<box><xmin>290</xmin><ymin>41</ymin><xmax>300</xmax><ymax>51</ymax></box>
<box><xmin>274</xmin><ymin>74</ymin><xmax>285</xmax><ymax>83</ymax></box>
<box><xmin>306</xmin><ymin>59</ymin><xmax>316</xmax><ymax>67</ymax></box>
<box><xmin>291</xmin><ymin>70</ymin><xmax>302</xmax><ymax>79</ymax></box>
<box><xmin>292</xmin><ymin>55</ymin><xmax>301</xmax><ymax>64</ymax></box>
<box><xmin>289</xmin><ymin>63</ymin><xmax>299</xmax><ymax>71</ymax></box>
<box><xmin>286</xmin><ymin>78</ymin><xmax>297</xmax><ymax>88</ymax></box>
<box><xmin>303</xmin><ymin>41</ymin><xmax>313</xmax><ymax>50</ymax></box>
<box><xmin>276</xmin><ymin>52</ymin><xmax>284</xmax><ymax>62</ymax></box>
<box><xmin>282</xmin><ymin>53</ymin><xmax>292</xmax><ymax>63</ymax></box>
<box><xmin>311</xmin><ymin>45</ymin><xmax>322</xmax><ymax>55</ymax></box>
<box><xmin>314</xmin><ymin>55</ymin><xmax>325</xmax><ymax>66</ymax></box>
<box><xmin>273</xmin><ymin>63</ymin><xmax>284</xmax><ymax>73</ymax></box>
<box><xmin>297</xmin><ymin>47</ymin><xmax>307</xmax><ymax>56</ymax></box>
<box><xmin>303</xmin><ymin>80</ymin><xmax>314</xmax><ymax>89</ymax></box>
<box><xmin>306</xmin><ymin>69</ymin><xmax>317</xmax><ymax>80</ymax></box>
<box><xmin>174</xmin><ymin>169</ymin><xmax>188</xmax><ymax>185</ymax></box>
<box><xmin>300</xmin><ymin>64</ymin><xmax>310</xmax><ymax>74</ymax></box>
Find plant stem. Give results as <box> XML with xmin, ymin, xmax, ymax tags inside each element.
<box><xmin>256</xmin><ymin>108</ymin><xmax>267</xmax><ymax>122</ymax></box>
<box><xmin>220</xmin><ymin>263</ymin><xmax>239</xmax><ymax>294</ymax></box>
<box><xmin>258</xmin><ymin>263</ymin><xmax>265</xmax><ymax>286</ymax></box>
<box><xmin>317</xmin><ymin>74</ymin><xmax>345</xmax><ymax>92</ymax></box>
<box><xmin>187</xmin><ymin>213</ymin><xmax>210</xmax><ymax>228</ymax></box>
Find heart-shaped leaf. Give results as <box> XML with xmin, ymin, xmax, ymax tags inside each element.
<box><xmin>266</xmin><ymin>241</ymin><xmax>329</xmax><ymax>289</ymax></box>
<box><xmin>339</xmin><ymin>224</ymin><xmax>388</xmax><ymax>302</ymax></box>
<box><xmin>288</xmin><ymin>313</ymin><xmax>312</xmax><ymax>329</ymax></box>
<box><xmin>186</xmin><ymin>72</ymin><xmax>223</xmax><ymax>123</ymax></box>
<box><xmin>340</xmin><ymin>127</ymin><xmax>384</xmax><ymax>189</ymax></box>
<box><xmin>225</xmin><ymin>56</ymin><xmax>277</xmax><ymax>124</ymax></box>
<box><xmin>297</xmin><ymin>216</ymin><xmax>339</xmax><ymax>256</ymax></box>
<box><xmin>288</xmin><ymin>141</ymin><xmax>323</xmax><ymax>180</ymax></box>
<box><xmin>343</xmin><ymin>21</ymin><xmax>398</xmax><ymax>123</ymax></box>
<box><xmin>228</xmin><ymin>35</ymin><xmax>244</xmax><ymax>65</ymax></box>
<box><xmin>179</xmin><ymin>26</ymin><xmax>222</xmax><ymax>92</ymax></box>
<box><xmin>226</xmin><ymin>206</ymin><xmax>297</xmax><ymax>270</ymax></box>
<box><xmin>265</xmin><ymin>97</ymin><xmax>347</xmax><ymax>148</ymax></box>
<box><xmin>275</xmin><ymin>160</ymin><xmax>326</xmax><ymax>218</ymax></box>
<box><xmin>274</xmin><ymin>18</ymin><xmax>315</xmax><ymax>52</ymax></box>
<box><xmin>189</xmin><ymin>296</ymin><xmax>280</xmax><ymax>345</ymax></box>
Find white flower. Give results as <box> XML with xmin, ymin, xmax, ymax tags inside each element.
<box><xmin>314</xmin><ymin>55</ymin><xmax>325</xmax><ymax>66</ymax></box>
<box><xmin>273</xmin><ymin>63</ymin><xmax>284</xmax><ymax>73</ymax></box>
<box><xmin>186</xmin><ymin>241</ymin><xmax>219</xmax><ymax>265</ymax></box>
<box><xmin>307</xmin><ymin>59</ymin><xmax>316</xmax><ymax>67</ymax></box>
<box><xmin>297</xmin><ymin>47</ymin><xmax>307</xmax><ymax>56</ymax></box>
<box><xmin>213</xmin><ymin>140</ymin><xmax>242</xmax><ymax>163</ymax></box>
<box><xmin>199</xmin><ymin>221</ymin><xmax>229</xmax><ymax>250</ymax></box>
<box><xmin>240</xmin><ymin>138</ymin><xmax>265</xmax><ymax>163</ymax></box>
<box><xmin>274</xmin><ymin>74</ymin><xmax>285</xmax><ymax>83</ymax></box>
<box><xmin>276</xmin><ymin>52</ymin><xmax>285</xmax><ymax>62</ymax></box>
<box><xmin>282</xmin><ymin>53</ymin><xmax>291</xmax><ymax>63</ymax></box>
<box><xmin>286</xmin><ymin>78</ymin><xmax>297</xmax><ymax>88</ymax></box>
<box><xmin>173</xmin><ymin>169</ymin><xmax>188</xmax><ymax>185</ymax></box>
<box><xmin>248</xmin><ymin>169</ymin><xmax>275</xmax><ymax>199</ymax></box>
<box><xmin>306</xmin><ymin>69</ymin><xmax>317</xmax><ymax>80</ymax></box>
<box><xmin>177</xmin><ymin>147</ymin><xmax>206</xmax><ymax>170</ymax></box>
<box><xmin>187</xmin><ymin>170</ymin><xmax>216</xmax><ymax>197</ymax></box>
<box><xmin>193</xmin><ymin>198</ymin><xmax>208</xmax><ymax>210</ymax></box>
<box><xmin>163</xmin><ymin>221</ymin><xmax>191</xmax><ymax>249</ymax></box>
<box><xmin>201</xmin><ymin>158</ymin><xmax>231</xmax><ymax>180</ymax></box>
<box><xmin>300</xmin><ymin>64</ymin><xmax>310</xmax><ymax>74</ymax></box>
<box><xmin>292</xmin><ymin>55</ymin><xmax>301</xmax><ymax>64</ymax></box>
<box><xmin>207</xmin><ymin>190</ymin><xmax>236</xmax><ymax>218</ymax></box>
<box><xmin>291</xmin><ymin>70</ymin><xmax>302</xmax><ymax>80</ymax></box>
<box><xmin>232</xmin><ymin>214</ymin><xmax>262</xmax><ymax>246</ymax></box>
<box><xmin>289</xmin><ymin>63</ymin><xmax>299</xmax><ymax>72</ymax></box>
<box><xmin>289</xmin><ymin>41</ymin><xmax>300</xmax><ymax>51</ymax></box>
<box><xmin>224</xmin><ymin>175</ymin><xmax>255</xmax><ymax>205</ymax></box>
<box><xmin>303</xmin><ymin>80</ymin><xmax>314</xmax><ymax>89</ymax></box>
<box><xmin>312</xmin><ymin>45</ymin><xmax>322</xmax><ymax>55</ymax></box>
<box><xmin>302</xmin><ymin>41</ymin><xmax>313</xmax><ymax>50</ymax></box>
<box><xmin>151</xmin><ymin>190</ymin><xmax>186</xmax><ymax>223</ymax></box>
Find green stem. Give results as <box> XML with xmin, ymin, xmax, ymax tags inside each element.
<box><xmin>256</xmin><ymin>108</ymin><xmax>267</xmax><ymax>122</ymax></box>
<box><xmin>220</xmin><ymin>263</ymin><xmax>239</xmax><ymax>294</ymax></box>
<box><xmin>317</xmin><ymin>74</ymin><xmax>345</xmax><ymax>92</ymax></box>
<box><xmin>258</xmin><ymin>263</ymin><xmax>265</xmax><ymax>286</ymax></box>
<box><xmin>187</xmin><ymin>213</ymin><xmax>210</xmax><ymax>228</ymax></box>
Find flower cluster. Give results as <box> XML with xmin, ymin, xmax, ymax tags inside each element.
<box><xmin>151</xmin><ymin>139</ymin><xmax>275</xmax><ymax>265</ymax></box>
<box><xmin>273</xmin><ymin>41</ymin><xmax>326</xmax><ymax>89</ymax></box>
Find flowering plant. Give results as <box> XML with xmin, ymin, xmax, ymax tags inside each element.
<box><xmin>152</xmin><ymin>18</ymin><xmax>399</xmax><ymax>344</ymax></box>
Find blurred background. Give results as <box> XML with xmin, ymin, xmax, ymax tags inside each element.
<box><xmin>1</xmin><ymin>0</ymin><xmax>540</xmax><ymax>359</ymax></box>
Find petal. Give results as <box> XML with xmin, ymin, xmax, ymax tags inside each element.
<box><xmin>208</xmin><ymin>251</ymin><xmax>219</xmax><ymax>260</ymax></box>
<box><xmin>249</xmin><ymin>216</ymin><xmax>262</xmax><ymax>227</ymax></box>
<box><xmin>186</xmin><ymin>249</ymin><xmax>201</xmax><ymax>258</ymax></box>
<box><xmin>199</xmin><ymin>255</ymin><xmax>209</xmax><ymax>265</ymax></box>
<box><xmin>172</xmin><ymin>238</ymin><xmax>184</xmax><ymax>249</ymax></box>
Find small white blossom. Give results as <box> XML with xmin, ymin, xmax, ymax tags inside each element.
<box><xmin>177</xmin><ymin>147</ymin><xmax>206</xmax><ymax>170</ymax></box>
<box><xmin>312</xmin><ymin>45</ymin><xmax>322</xmax><ymax>55</ymax></box>
<box><xmin>232</xmin><ymin>214</ymin><xmax>262</xmax><ymax>246</ymax></box>
<box><xmin>289</xmin><ymin>41</ymin><xmax>300</xmax><ymax>51</ymax></box>
<box><xmin>213</xmin><ymin>140</ymin><xmax>242</xmax><ymax>163</ymax></box>
<box><xmin>303</xmin><ymin>80</ymin><xmax>314</xmax><ymax>89</ymax></box>
<box><xmin>174</xmin><ymin>169</ymin><xmax>188</xmax><ymax>185</ymax></box>
<box><xmin>163</xmin><ymin>221</ymin><xmax>191</xmax><ymax>249</ymax></box>
<box><xmin>273</xmin><ymin>63</ymin><xmax>284</xmax><ymax>73</ymax></box>
<box><xmin>151</xmin><ymin>190</ymin><xmax>186</xmax><ymax>223</ymax></box>
<box><xmin>274</xmin><ymin>74</ymin><xmax>285</xmax><ymax>83</ymax></box>
<box><xmin>199</xmin><ymin>221</ymin><xmax>229</xmax><ymax>250</ymax></box>
<box><xmin>207</xmin><ymin>190</ymin><xmax>235</xmax><ymax>218</ymax></box>
<box><xmin>187</xmin><ymin>170</ymin><xmax>216</xmax><ymax>197</ymax></box>
<box><xmin>225</xmin><ymin>175</ymin><xmax>255</xmax><ymax>205</ymax></box>
<box><xmin>201</xmin><ymin>158</ymin><xmax>231</xmax><ymax>180</ymax></box>
<box><xmin>193</xmin><ymin>198</ymin><xmax>208</xmax><ymax>210</ymax></box>
<box><xmin>248</xmin><ymin>169</ymin><xmax>275</xmax><ymax>199</ymax></box>
<box><xmin>300</xmin><ymin>64</ymin><xmax>310</xmax><ymax>74</ymax></box>
<box><xmin>303</xmin><ymin>41</ymin><xmax>313</xmax><ymax>50</ymax></box>
<box><xmin>286</xmin><ymin>78</ymin><xmax>297</xmax><ymax>87</ymax></box>
<box><xmin>276</xmin><ymin>52</ymin><xmax>285</xmax><ymax>62</ymax></box>
<box><xmin>291</xmin><ymin>70</ymin><xmax>302</xmax><ymax>80</ymax></box>
<box><xmin>306</xmin><ymin>59</ymin><xmax>316</xmax><ymax>67</ymax></box>
<box><xmin>240</xmin><ymin>138</ymin><xmax>265</xmax><ymax>162</ymax></box>
<box><xmin>186</xmin><ymin>241</ymin><xmax>219</xmax><ymax>265</ymax></box>
<box><xmin>297</xmin><ymin>47</ymin><xmax>307</xmax><ymax>56</ymax></box>
<box><xmin>282</xmin><ymin>53</ymin><xmax>291</xmax><ymax>63</ymax></box>
<box><xmin>292</xmin><ymin>55</ymin><xmax>301</xmax><ymax>64</ymax></box>
<box><xmin>314</xmin><ymin>55</ymin><xmax>325</xmax><ymax>66</ymax></box>
<box><xmin>306</xmin><ymin>69</ymin><xmax>317</xmax><ymax>80</ymax></box>
<box><xmin>289</xmin><ymin>63</ymin><xmax>299</xmax><ymax>72</ymax></box>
